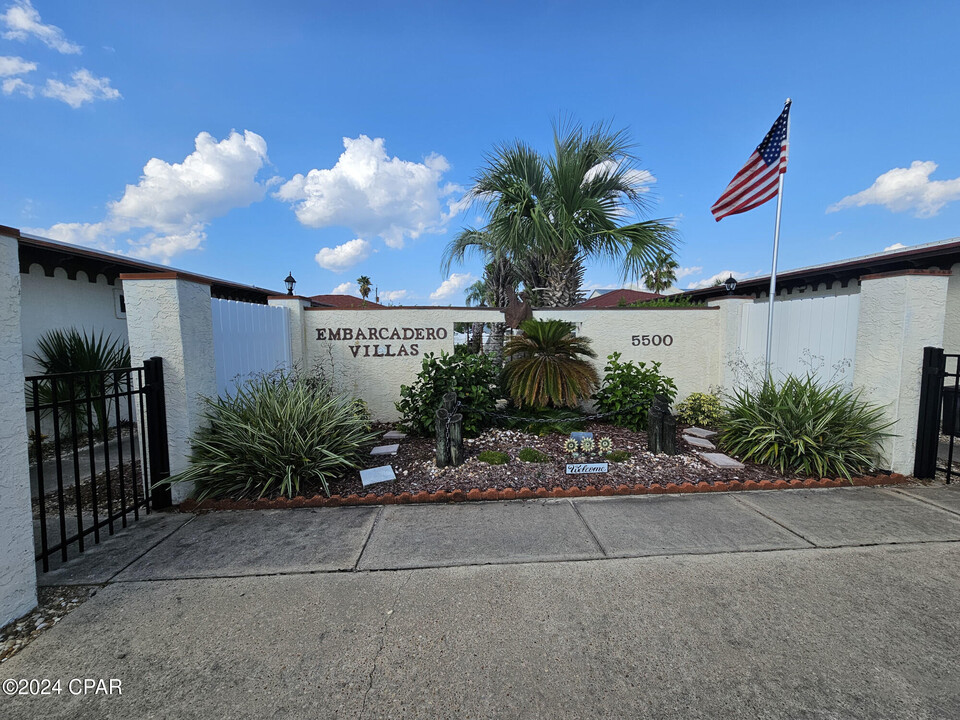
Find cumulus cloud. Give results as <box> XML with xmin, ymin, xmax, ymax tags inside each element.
<box><xmin>675</xmin><ymin>266</ymin><xmax>702</xmax><ymax>281</ymax></box>
<box><xmin>26</xmin><ymin>130</ymin><xmax>272</xmax><ymax>262</ymax></box>
<box><xmin>314</xmin><ymin>238</ymin><xmax>372</xmax><ymax>272</ymax></box>
<box><xmin>41</xmin><ymin>68</ymin><xmax>120</xmax><ymax>108</ymax></box>
<box><xmin>828</xmin><ymin>161</ymin><xmax>960</xmax><ymax>218</ymax></box>
<box><xmin>686</xmin><ymin>270</ymin><xmax>748</xmax><ymax>290</ymax></box>
<box><xmin>380</xmin><ymin>289</ymin><xmax>408</xmax><ymax>303</ymax></box>
<box><xmin>276</xmin><ymin>135</ymin><xmax>465</xmax><ymax>249</ymax></box>
<box><xmin>430</xmin><ymin>272</ymin><xmax>476</xmax><ymax>301</ymax></box>
<box><xmin>884</xmin><ymin>242</ymin><xmax>907</xmax><ymax>252</ymax></box>
<box><xmin>330</xmin><ymin>282</ymin><xmax>359</xmax><ymax>296</ymax></box>
<box><xmin>0</xmin><ymin>54</ymin><xmax>35</xmax><ymax>76</ymax></box>
<box><xmin>2</xmin><ymin>76</ymin><xmax>33</xmax><ymax>96</ymax></box>
<box><xmin>1</xmin><ymin>1</ymin><xmax>81</xmax><ymax>54</ymax></box>
<box><xmin>583</xmin><ymin>160</ymin><xmax>656</xmax><ymax>193</ymax></box>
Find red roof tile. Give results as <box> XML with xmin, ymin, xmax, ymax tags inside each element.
<box><xmin>576</xmin><ymin>289</ymin><xmax>664</xmax><ymax>308</ymax></box>
<box><xmin>308</xmin><ymin>294</ymin><xmax>385</xmax><ymax>309</ymax></box>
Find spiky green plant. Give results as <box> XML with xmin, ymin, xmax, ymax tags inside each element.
<box><xmin>164</xmin><ymin>371</ymin><xmax>377</xmax><ymax>500</ymax></box>
<box><xmin>26</xmin><ymin>328</ymin><xmax>131</xmax><ymax>435</ymax></box>
<box><xmin>501</xmin><ymin>319</ymin><xmax>599</xmax><ymax>409</ymax></box>
<box><xmin>719</xmin><ymin>375</ymin><xmax>893</xmax><ymax>479</ymax></box>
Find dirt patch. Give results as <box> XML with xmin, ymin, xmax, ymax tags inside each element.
<box><xmin>0</xmin><ymin>586</ymin><xmax>96</xmax><ymax>664</ymax></box>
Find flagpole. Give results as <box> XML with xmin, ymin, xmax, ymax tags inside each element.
<box><xmin>764</xmin><ymin>98</ymin><xmax>791</xmax><ymax>380</ymax></box>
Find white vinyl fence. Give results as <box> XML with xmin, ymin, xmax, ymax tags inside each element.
<box><xmin>211</xmin><ymin>299</ymin><xmax>292</xmax><ymax>397</ymax></box>
<box><xmin>735</xmin><ymin>293</ymin><xmax>860</xmax><ymax>388</ymax></box>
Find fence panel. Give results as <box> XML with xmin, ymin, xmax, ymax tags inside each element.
<box><xmin>211</xmin><ymin>299</ymin><xmax>291</xmax><ymax>397</ymax></box>
<box><xmin>736</xmin><ymin>292</ymin><xmax>860</xmax><ymax>388</ymax></box>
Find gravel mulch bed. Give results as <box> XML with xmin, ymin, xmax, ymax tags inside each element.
<box><xmin>0</xmin><ymin>586</ymin><xmax>96</xmax><ymax>664</ymax></box>
<box><xmin>33</xmin><ymin>461</ymin><xmax>147</xmax><ymax>520</ymax></box>
<box><xmin>327</xmin><ymin>422</ymin><xmax>783</xmax><ymax>497</ymax></box>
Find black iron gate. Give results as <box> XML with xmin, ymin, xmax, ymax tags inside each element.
<box><xmin>915</xmin><ymin>346</ymin><xmax>960</xmax><ymax>482</ymax></box>
<box><xmin>26</xmin><ymin>356</ymin><xmax>171</xmax><ymax>571</ymax></box>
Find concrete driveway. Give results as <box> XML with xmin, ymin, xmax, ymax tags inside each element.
<box><xmin>4</xmin><ymin>485</ymin><xmax>960</xmax><ymax>719</ymax></box>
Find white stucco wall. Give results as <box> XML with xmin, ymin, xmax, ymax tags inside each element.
<box><xmin>124</xmin><ymin>276</ymin><xmax>217</xmax><ymax>504</ymax></box>
<box><xmin>20</xmin><ymin>264</ymin><xmax>128</xmax><ymax>376</ymax></box>
<box><xmin>0</xmin><ymin>232</ymin><xmax>37</xmax><ymax>626</ymax></box>
<box><xmin>853</xmin><ymin>271</ymin><xmax>950</xmax><ymax>474</ymax></box>
<box><xmin>304</xmin><ymin>306</ymin><xmax>722</xmax><ymax>421</ymax></box>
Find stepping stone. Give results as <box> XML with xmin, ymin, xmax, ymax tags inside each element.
<box><xmin>700</xmin><ymin>452</ymin><xmax>744</xmax><ymax>469</ymax></box>
<box><xmin>683</xmin><ymin>435</ymin><xmax>717</xmax><ymax>450</ymax></box>
<box><xmin>361</xmin><ymin>465</ymin><xmax>396</xmax><ymax>487</ymax></box>
<box><xmin>383</xmin><ymin>430</ymin><xmax>407</xmax><ymax>441</ymax></box>
<box><xmin>370</xmin><ymin>444</ymin><xmax>399</xmax><ymax>456</ymax></box>
<box><xmin>570</xmin><ymin>432</ymin><xmax>594</xmax><ymax>443</ymax></box>
<box><xmin>686</xmin><ymin>427</ymin><xmax>718</xmax><ymax>439</ymax></box>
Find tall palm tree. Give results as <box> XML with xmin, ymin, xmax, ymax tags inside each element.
<box><xmin>643</xmin><ymin>250</ymin><xmax>679</xmax><ymax>293</ymax></box>
<box><xmin>464</xmin><ymin>121</ymin><xmax>677</xmax><ymax>307</ymax></box>
<box><xmin>356</xmin><ymin>276</ymin><xmax>372</xmax><ymax>302</ymax></box>
<box><xmin>464</xmin><ymin>280</ymin><xmax>487</xmax><ymax>353</ymax></box>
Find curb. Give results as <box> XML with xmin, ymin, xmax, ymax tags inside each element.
<box><xmin>178</xmin><ymin>473</ymin><xmax>911</xmax><ymax>512</ymax></box>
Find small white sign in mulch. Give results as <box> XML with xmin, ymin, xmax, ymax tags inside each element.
<box><xmin>565</xmin><ymin>462</ymin><xmax>609</xmax><ymax>475</ymax></box>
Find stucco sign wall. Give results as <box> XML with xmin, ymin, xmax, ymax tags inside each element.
<box><xmin>304</xmin><ymin>306</ymin><xmax>723</xmax><ymax>422</ymax></box>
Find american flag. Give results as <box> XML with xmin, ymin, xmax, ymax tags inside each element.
<box><xmin>711</xmin><ymin>103</ymin><xmax>791</xmax><ymax>221</ymax></box>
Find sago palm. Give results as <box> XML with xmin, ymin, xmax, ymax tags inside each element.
<box><xmin>502</xmin><ymin>319</ymin><xmax>599</xmax><ymax>408</ymax></box>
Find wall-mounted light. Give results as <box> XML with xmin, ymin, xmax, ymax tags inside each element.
<box><xmin>724</xmin><ymin>275</ymin><xmax>737</xmax><ymax>294</ymax></box>
<box><xmin>284</xmin><ymin>272</ymin><xmax>296</xmax><ymax>296</ymax></box>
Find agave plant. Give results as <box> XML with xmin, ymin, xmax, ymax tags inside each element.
<box><xmin>501</xmin><ymin>319</ymin><xmax>599</xmax><ymax>409</ymax></box>
<box><xmin>26</xmin><ymin>328</ymin><xmax>131</xmax><ymax>435</ymax></box>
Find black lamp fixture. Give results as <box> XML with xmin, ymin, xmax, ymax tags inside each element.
<box><xmin>724</xmin><ymin>275</ymin><xmax>737</xmax><ymax>294</ymax></box>
<box><xmin>284</xmin><ymin>271</ymin><xmax>296</xmax><ymax>296</ymax></box>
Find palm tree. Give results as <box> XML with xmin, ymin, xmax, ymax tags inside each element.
<box><xmin>501</xmin><ymin>319</ymin><xmax>599</xmax><ymax>408</ymax></box>
<box><xmin>643</xmin><ymin>250</ymin><xmax>679</xmax><ymax>293</ymax></box>
<box><xmin>356</xmin><ymin>276</ymin><xmax>371</xmax><ymax>303</ymax></box>
<box><xmin>465</xmin><ymin>120</ymin><xmax>677</xmax><ymax>307</ymax></box>
<box><xmin>464</xmin><ymin>280</ymin><xmax>487</xmax><ymax>353</ymax></box>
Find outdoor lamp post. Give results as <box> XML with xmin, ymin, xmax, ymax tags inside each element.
<box><xmin>284</xmin><ymin>272</ymin><xmax>296</xmax><ymax>296</ymax></box>
<box><xmin>724</xmin><ymin>275</ymin><xmax>737</xmax><ymax>294</ymax></box>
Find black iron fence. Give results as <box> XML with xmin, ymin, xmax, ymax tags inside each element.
<box><xmin>26</xmin><ymin>356</ymin><xmax>170</xmax><ymax>571</ymax></box>
<box><xmin>915</xmin><ymin>347</ymin><xmax>960</xmax><ymax>483</ymax></box>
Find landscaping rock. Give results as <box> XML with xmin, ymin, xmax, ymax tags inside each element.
<box><xmin>383</xmin><ymin>430</ymin><xmax>407</xmax><ymax>441</ymax></box>
<box><xmin>370</xmin><ymin>444</ymin><xmax>399</xmax><ymax>456</ymax></box>
<box><xmin>683</xmin><ymin>435</ymin><xmax>716</xmax><ymax>450</ymax></box>
<box><xmin>361</xmin><ymin>466</ymin><xmax>396</xmax><ymax>487</ymax></box>
<box><xmin>685</xmin><ymin>427</ymin><xmax>718</xmax><ymax>439</ymax></box>
<box><xmin>700</xmin><ymin>452</ymin><xmax>745</xmax><ymax>469</ymax></box>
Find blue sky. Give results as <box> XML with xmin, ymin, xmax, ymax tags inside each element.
<box><xmin>2</xmin><ymin>0</ymin><xmax>959</xmax><ymax>303</ymax></box>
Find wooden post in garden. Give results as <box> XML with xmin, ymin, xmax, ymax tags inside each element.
<box><xmin>647</xmin><ymin>400</ymin><xmax>664</xmax><ymax>454</ymax></box>
<box><xmin>449</xmin><ymin>413</ymin><xmax>464</xmax><ymax>467</ymax></box>
<box><xmin>435</xmin><ymin>408</ymin><xmax>450</xmax><ymax>467</ymax></box>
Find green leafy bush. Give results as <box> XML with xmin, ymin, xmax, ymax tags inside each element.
<box><xmin>396</xmin><ymin>351</ymin><xmax>502</xmax><ymax>437</ymax></box>
<box><xmin>478</xmin><ymin>450</ymin><xmax>510</xmax><ymax>465</ymax></box>
<box><xmin>606</xmin><ymin>450</ymin><xmax>630</xmax><ymax>463</ymax></box>
<box><xmin>719</xmin><ymin>375</ymin><xmax>892</xmax><ymax>479</ymax></box>
<box><xmin>518</xmin><ymin>447</ymin><xmax>550</xmax><ymax>463</ymax></box>
<box><xmin>676</xmin><ymin>392</ymin><xmax>724</xmax><ymax>428</ymax></box>
<box><xmin>502</xmin><ymin>319</ymin><xmax>598</xmax><ymax>408</ymax></box>
<box><xmin>165</xmin><ymin>370</ymin><xmax>377</xmax><ymax>500</ymax></box>
<box><xmin>620</xmin><ymin>295</ymin><xmax>703</xmax><ymax>308</ymax></box>
<box><xmin>593</xmin><ymin>352</ymin><xmax>677</xmax><ymax>431</ymax></box>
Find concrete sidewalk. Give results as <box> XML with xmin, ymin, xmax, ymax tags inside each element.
<box><xmin>6</xmin><ymin>485</ymin><xmax>960</xmax><ymax>719</ymax></box>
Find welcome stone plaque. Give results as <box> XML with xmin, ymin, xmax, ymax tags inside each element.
<box><xmin>565</xmin><ymin>462</ymin><xmax>609</xmax><ymax>475</ymax></box>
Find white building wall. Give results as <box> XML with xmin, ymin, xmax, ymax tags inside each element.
<box><xmin>20</xmin><ymin>264</ymin><xmax>128</xmax><ymax>376</ymax></box>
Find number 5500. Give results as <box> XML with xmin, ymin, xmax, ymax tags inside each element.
<box><xmin>631</xmin><ymin>334</ymin><xmax>673</xmax><ymax>347</ymax></box>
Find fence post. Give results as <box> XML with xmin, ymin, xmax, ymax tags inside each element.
<box><xmin>914</xmin><ymin>346</ymin><xmax>945</xmax><ymax>478</ymax></box>
<box><xmin>0</xmin><ymin>228</ymin><xmax>37</xmax><ymax>625</ymax></box>
<box><xmin>144</xmin><ymin>357</ymin><xmax>172</xmax><ymax>508</ymax></box>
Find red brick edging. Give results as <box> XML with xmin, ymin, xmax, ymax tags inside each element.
<box><xmin>178</xmin><ymin>473</ymin><xmax>911</xmax><ymax>512</ymax></box>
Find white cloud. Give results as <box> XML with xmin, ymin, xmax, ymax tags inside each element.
<box><xmin>330</xmin><ymin>282</ymin><xmax>359</xmax><ymax>296</ymax></box>
<box><xmin>2</xmin><ymin>76</ymin><xmax>33</xmax><ymax>96</ymax></box>
<box><xmin>675</xmin><ymin>266</ymin><xmax>702</xmax><ymax>281</ymax></box>
<box><xmin>26</xmin><ymin>130</ymin><xmax>271</xmax><ymax>262</ymax></box>
<box><xmin>0</xmin><ymin>54</ymin><xmax>35</xmax><ymax>76</ymax></box>
<box><xmin>41</xmin><ymin>68</ymin><xmax>120</xmax><ymax>108</ymax></box>
<box><xmin>583</xmin><ymin>160</ymin><xmax>656</xmax><ymax>193</ymax></box>
<box><xmin>1</xmin><ymin>1</ymin><xmax>81</xmax><ymax>54</ymax></box>
<box><xmin>828</xmin><ymin>161</ymin><xmax>960</xmax><ymax>218</ymax></box>
<box><xmin>686</xmin><ymin>270</ymin><xmax>747</xmax><ymax>290</ymax></box>
<box><xmin>884</xmin><ymin>242</ymin><xmax>907</xmax><ymax>252</ymax></box>
<box><xmin>314</xmin><ymin>238</ymin><xmax>372</xmax><ymax>272</ymax></box>
<box><xmin>276</xmin><ymin>135</ymin><xmax>464</xmax><ymax>249</ymax></box>
<box><xmin>380</xmin><ymin>289</ymin><xmax>408</xmax><ymax>303</ymax></box>
<box><xmin>430</xmin><ymin>272</ymin><xmax>476</xmax><ymax>301</ymax></box>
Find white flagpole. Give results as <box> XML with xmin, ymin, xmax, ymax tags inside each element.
<box><xmin>764</xmin><ymin>98</ymin><xmax>791</xmax><ymax>380</ymax></box>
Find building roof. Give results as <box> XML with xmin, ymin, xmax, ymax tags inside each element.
<box><xmin>683</xmin><ymin>236</ymin><xmax>960</xmax><ymax>301</ymax></box>
<box><xmin>4</xmin><ymin>224</ymin><xmax>279</xmax><ymax>304</ymax></box>
<box><xmin>308</xmin><ymin>294</ymin><xmax>385</xmax><ymax>309</ymax></box>
<box><xmin>576</xmin><ymin>289</ymin><xmax>664</xmax><ymax>308</ymax></box>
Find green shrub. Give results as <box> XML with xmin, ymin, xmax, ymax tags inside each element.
<box><xmin>396</xmin><ymin>351</ymin><xmax>502</xmax><ymax>437</ymax></box>
<box><xmin>499</xmin><ymin>406</ymin><xmax>586</xmax><ymax>436</ymax></box>
<box><xmin>676</xmin><ymin>392</ymin><xmax>724</xmax><ymax>428</ymax></box>
<box><xmin>164</xmin><ymin>370</ymin><xmax>377</xmax><ymax>500</ymax></box>
<box><xmin>478</xmin><ymin>450</ymin><xmax>510</xmax><ymax>465</ymax></box>
<box><xmin>719</xmin><ymin>375</ymin><xmax>892</xmax><ymax>479</ymax></box>
<box><xmin>518</xmin><ymin>447</ymin><xmax>550</xmax><ymax>463</ymax></box>
<box><xmin>621</xmin><ymin>295</ymin><xmax>703</xmax><ymax>308</ymax></box>
<box><xmin>593</xmin><ymin>352</ymin><xmax>677</xmax><ymax>431</ymax></box>
<box><xmin>502</xmin><ymin>319</ymin><xmax>598</xmax><ymax>408</ymax></box>
<box><xmin>606</xmin><ymin>450</ymin><xmax>630</xmax><ymax>463</ymax></box>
